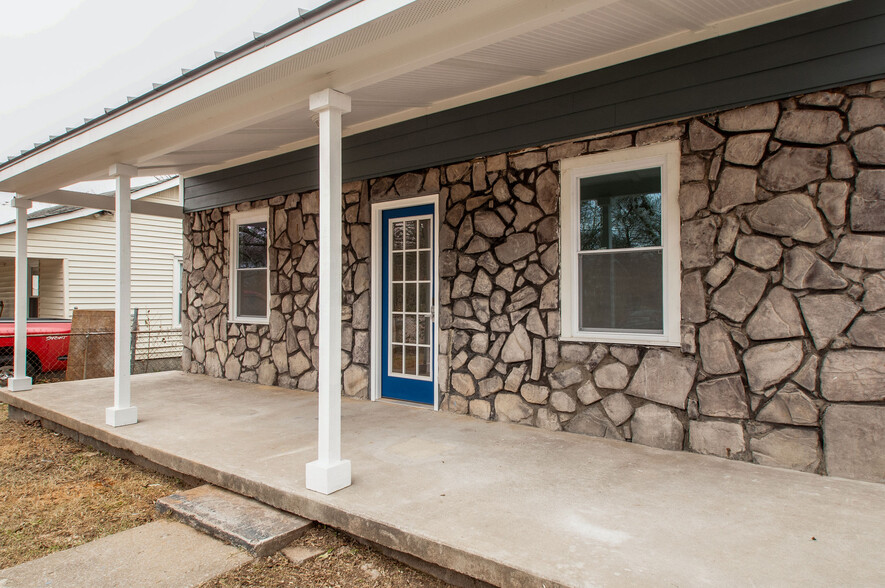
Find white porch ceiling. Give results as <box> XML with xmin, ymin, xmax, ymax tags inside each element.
<box><xmin>0</xmin><ymin>0</ymin><xmax>843</xmax><ymax>200</ymax></box>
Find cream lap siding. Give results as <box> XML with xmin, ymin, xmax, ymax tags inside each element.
<box><xmin>0</xmin><ymin>259</ymin><xmax>13</xmax><ymax>317</ymax></box>
<box><xmin>0</xmin><ymin>187</ymin><xmax>183</xmax><ymax>331</ymax></box>
<box><xmin>37</xmin><ymin>259</ymin><xmax>65</xmax><ymax>318</ymax></box>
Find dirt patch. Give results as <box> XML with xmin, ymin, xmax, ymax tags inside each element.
<box><xmin>1</xmin><ymin>404</ymin><xmax>452</xmax><ymax>586</ymax></box>
<box><xmin>0</xmin><ymin>404</ymin><xmax>188</xmax><ymax>568</ymax></box>
<box><xmin>201</xmin><ymin>525</ymin><xmax>449</xmax><ymax>588</ymax></box>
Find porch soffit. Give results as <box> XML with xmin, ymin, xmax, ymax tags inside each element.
<box><xmin>0</xmin><ymin>0</ymin><xmax>844</xmax><ymax>201</ymax></box>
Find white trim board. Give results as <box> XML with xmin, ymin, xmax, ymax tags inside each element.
<box><xmin>559</xmin><ymin>141</ymin><xmax>681</xmax><ymax>347</ymax></box>
<box><xmin>227</xmin><ymin>208</ymin><xmax>271</xmax><ymax>325</ymax></box>
<box><xmin>0</xmin><ymin>178</ymin><xmax>180</xmax><ymax>236</ymax></box>
<box><xmin>370</xmin><ymin>194</ymin><xmax>440</xmax><ymax>410</ymax></box>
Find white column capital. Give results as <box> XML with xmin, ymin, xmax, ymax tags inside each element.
<box><xmin>108</xmin><ymin>163</ymin><xmax>138</xmax><ymax>178</ymax></box>
<box><xmin>309</xmin><ymin>89</ymin><xmax>351</xmax><ymax>114</ymax></box>
<box><xmin>9</xmin><ymin>197</ymin><xmax>32</xmax><ymax>210</ymax></box>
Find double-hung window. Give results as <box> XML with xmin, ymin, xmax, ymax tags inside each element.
<box><xmin>560</xmin><ymin>141</ymin><xmax>680</xmax><ymax>346</ymax></box>
<box><xmin>229</xmin><ymin>209</ymin><xmax>269</xmax><ymax>323</ymax></box>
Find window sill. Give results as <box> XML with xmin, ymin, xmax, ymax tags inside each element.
<box><xmin>228</xmin><ymin>317</ymin><xmax>270</xmax><ymax>326</ymax></box>
<box><xmin>558</xmin><ymin>334</ymin><xmax>681</xmax><ymax>348</ymax></box>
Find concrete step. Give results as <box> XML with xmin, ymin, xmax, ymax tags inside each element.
<box><xmin>156</xmin><ymin>485</ymin><xmax>313</xmax><ymax>557</ymax></box>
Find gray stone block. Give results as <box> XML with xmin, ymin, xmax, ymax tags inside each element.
<box><xmin>689</xmin><ymin>421</ymin><xmax>747</xmax><ymax>459</ymax></box>
<box><xmin>823</xmin><ymin>405</ymin><xmax>885</xmax><ymax>483</ymax></box>
<box><xmin>156</xmin><ymin>485</ymin><xmax>313</xmax><ymax>557</ymax></box>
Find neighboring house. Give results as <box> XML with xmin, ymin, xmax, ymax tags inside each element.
<box><xmin>0</xmin><ymin>1</ymin><xmax>882</xmax><ymax>485</ymax></box>
<box><xmin>0</xmin><ymin>178</ymin><xmax>183</xmax><ymax>354</ymax></box>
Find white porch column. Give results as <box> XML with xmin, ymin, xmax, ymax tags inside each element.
<box><xmin>8</xmin><ymin>197</ymin><xmax>32</xmax><ymax>392</ymax></box>
<box><xmin>106</xmin><ymin>163</ymin><xmax>138</xmax><ymax>427</ymax></box>
<box><xmin>305</xmin><ymin>88</ymin><xmax>352</xmax><ymax>495</ymax></box>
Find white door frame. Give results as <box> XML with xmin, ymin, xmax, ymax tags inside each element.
<box><xmin>370</xmin><ymin>194</ymin><xmax>440</xmax><ymax>410</ymax></box>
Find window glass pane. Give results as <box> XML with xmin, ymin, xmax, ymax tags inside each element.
<box><xmin>237</xmin><ymin>268</ymin><xmax>267</xmax><ymax>317</ymax></box>
<box><xmin>419</xmin><ymin>219</ymin><xmax>431</xmax><ymax>249</ymax></box>
<box><xmin>418</xmin><ymin>347</ymin><xmax>430</xmax><ymax>377</ymax></box>
<box><xmin>238</xmin><ymin>222</ymin><xmax>267</xmax><ymax>268</ymax></box>
<box><xmin>580</xmin><ymin>168</ymin><xmax>661</xmax><ymax>251</ymax></box>
<box><xmin>579</xmin><ymin>250</ymin><xmax>663</xmax><ymax>333</ymax></box>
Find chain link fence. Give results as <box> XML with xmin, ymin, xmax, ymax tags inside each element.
<box><xmin>1</xmin><ymin>328</ymin><xmax>183</xmax><ymax>385</ymax></box>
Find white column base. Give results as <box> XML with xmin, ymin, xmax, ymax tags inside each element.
<box><xmin>7</xmin><ymin>377</ymin><xmax>32</xmax><ymax>392</ymax></box>
<box><xmin>305</xmin><ymin>459</ymin><xmax>352</xmax><ymax>495</ymax></box>
<box><xmin>106</xmin><ymin>406</ymin><xmax>138</xmax><ymax>427</ymax></box>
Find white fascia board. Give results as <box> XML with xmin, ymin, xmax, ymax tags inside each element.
<box><xmin>0</xmin><ymin>178</ymin><xmax>180</xmax><ymax>235</ymax></box>
<box><xmin>0</xmin><ymin>0</ymin><xmax>417</xmax><ymax>191</ymax></box>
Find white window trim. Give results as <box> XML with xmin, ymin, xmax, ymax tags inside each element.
<box><xmin>228</xmin><ymin>208</ymin><xmax>270</xmax><ymax>325</ymax></box>
<box><xmin>559</xmin><ymin>140</ymin><xmax>681</xmax><ymax>347</ymax></box>
<box><xmin>172</xmin><ymin>256</ymin><xmax>183</xmax><ymax>328</ymax></box>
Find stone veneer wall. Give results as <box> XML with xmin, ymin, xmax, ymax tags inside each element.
<box><xmin>183</xmin><ymin>78</ymin><xmax>885</xmax><ymax>483</ymax></box>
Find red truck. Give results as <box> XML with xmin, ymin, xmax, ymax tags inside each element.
<box><xmin>0</xmin><ymin>318</ymin><xmax>72</xmax><ymax>382</ymax></box>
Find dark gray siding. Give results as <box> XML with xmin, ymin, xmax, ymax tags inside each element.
<box><xmin>184</xmin><ymin>0</ymin><xmax>885</xmax><ymax>212</ymax></box>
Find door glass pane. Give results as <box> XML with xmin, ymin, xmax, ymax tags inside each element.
<box><xmin>419</xmin><ymin>219</ymin><xmax>431</xmax><ymax>248</ymax></box>
<box><xmin>579</xmin><ymin>168</ymin><xmax>661</xmax><ymax>251</ymax></box>
<box><xmin>405</xmin><ymin>251</ymin><xmax>417</xmax><ymax>281</ymax></box>
<box><xmin>579</xmin><ymin>250</ymin><xmax>663</xmax><ymax>333</ymax></box>
<box><xmin>418</xmin><ymin>251</ymin><xmax>430</xmax><ymax>280</ymax></box>
<box><xmin>418</xmin><ymin>348</ymin><xmax>430</xmax><ymax>377</ymax></box>
<box><xmin>393</xmin><ymin>222</ymin><xmax>404</xmax><ymax>250</ymax></box>
<box><xmin>404</xmin><ymin>346</ymin><xmax>417</xmax><ymax>375</ymax></box>
<box><xmin>419</xmin><ymin>316</ymin><xmax>430</xmax><ymax>345</ymax></box>
<box><xmin>393</xmin><ymin>283</ymin><xmax>403</xmax><ymax>312</ymax></box>
<box><xmin>237</xmin><ymin>269</ymin><xmax>267</xmax><ymax>317</ymax></box>
<box><xmin>392</xmin><ymin>345</ymin><xmax>403</xmax><ymax>373</ymax></box>
<box><xmin>393</xmin><ymin>315</ymin><xmax>404</xmax><ymax>344</ymax></box>
<box><xmin>405</xmin><ymin>283</ymin><xmax>417</xmax><ymax>312</ymax></box>
<box><xmin>419</xmin><ymin>283</ymin><xmax>430</xmax><ymax>313</ymax></box>
<box><xmin>404</xmin><ymin>315</ymin><xmax>417</xmax><ymax>344</ymax></box>
<box><xmin>393</xmin><ymin>252</ymin><xmax>403</xmax><ymax>281</ymax></box>
<box><xmin>404</xmin><ymin>220</ymin><xmax>417</xmax><ymax>249</ymax></box>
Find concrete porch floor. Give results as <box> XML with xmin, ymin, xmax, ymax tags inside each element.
<box><xmin>2</xmin><ymin>372</ymin><xmax>884</xmax><ymax>587</ymax></box>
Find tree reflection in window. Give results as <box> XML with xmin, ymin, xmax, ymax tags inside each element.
<box><xmin>238</xmin><ymin>222</ymin><xmax>267</xmax><ymax>268</ymax></box>
<box><xmin>579</xmin><ymin>168</ymin><xmax>661</xmax><ymax>252</ymax></box>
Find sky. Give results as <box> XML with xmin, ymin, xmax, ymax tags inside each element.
<box><xmin>0</xmin><ymin>0</ymin><xmax>329</xmax><ymax>220</ymax></box>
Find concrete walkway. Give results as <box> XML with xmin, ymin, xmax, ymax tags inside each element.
<box><xmin>3</xmin><ymin>372</ymin><xmax>885</xmax><ymax>587</ymax></box>
<box><xmin>0</xmin><ymin>521</ymin><xmax>250</xmax><ymax>588</ymax></box>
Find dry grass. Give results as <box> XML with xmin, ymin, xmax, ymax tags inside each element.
<box><xmin>0</xmin><ymin>404</ymin><xmax>188</xmax><ymax>569</ymax></box>
<box><xmin>0</xmin><ymin>404</ymin><xmax>451</xmax><ymax>586</ymax></box>
<box><xmin>201</xmin><ymin>525</ymin><xmax>449</xmax><ymax>588</ymax></box>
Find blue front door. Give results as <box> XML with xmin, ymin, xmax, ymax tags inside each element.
<box><xmin>381</xmin><ymin>204</ymin><xmax>435</xmax><ymax>405</ymax></box>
